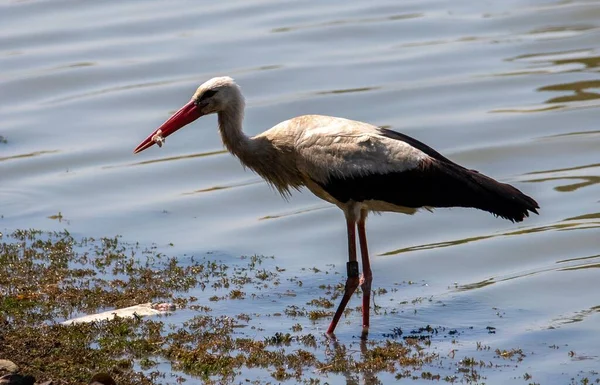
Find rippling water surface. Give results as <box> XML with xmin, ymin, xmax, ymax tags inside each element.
<box><xmin>2</xmin><ymin>0</ymin><xmax>600</xmax><ymax>383</ymax></box>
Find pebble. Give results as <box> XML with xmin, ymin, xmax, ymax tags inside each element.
<box><xmin>0</xmin><ymin>361</ymin><xmax>18</xmax><ymax>373</ymax></box>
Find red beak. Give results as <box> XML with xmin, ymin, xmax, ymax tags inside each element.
<box><xmin>133</xmin><ymin>100</ymin><xmax>203</xmax><ymax>154</ymax></box>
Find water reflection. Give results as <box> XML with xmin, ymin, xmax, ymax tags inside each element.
<box><xmin>45</xmin><ymin>64</ymin><xmax>283</xmax><ymax>106</ymax></box>
<box><xmin>527</xmin><ymin>176</ymin><xmax>600</xmax><ymax>192</ymax></box>
<box><xmin>490</xmin><ymin>105</ymin><xmax>564</xmax><ymax>113</ymax></box>
<box><xmin>325</xmin><ymin>339</ymin><xmax>381</xmax><ymax>385</ymax></box>
<box><xmin>402</xmin><ymin>25</ymin><xmax>595</xmax><ymax>53</ymax></box>
<box><xmin>0</xmin><ymin>149</ymin><xmax>59</xmax><ymax>162</ymax></box>
<box><xmin>1</xmin><ymin>0</ymin><xmax>600</xmax><ymax>381</ymax></box>
<box><xmin>526</xmin><ymin>162</ymin><xmax>600</xmax><ymax>175</ymax></box>
<box><xmin>44</xmin><ymin>61</ymin><xmax>97</xmax><ymax>75</ymax></box>
<box><xmin>550</xmin><ymin>304</ymin><xmax>600</xmax><ymax>327</ymax></box>
<box><xmin>259</xmin><ymin>205</ymin><xmax>328</xmax><ymax>220</ymax></box>
<box><xmin>542</xmin><ymin>129</ymin><xmax>600</xmax><ymax>139</ymax></box>
<box><xmin>525</xmin><ymin>24</ymin><xmax>596</xmax><ymax>40</ymax></box>
<box><xmin>455</xmin><ymin>253</ymin><xmax>600</xmax><ymax>292</ymax></box>
<box><xmin>564</xmin><ymin>212</ymin><xmax>600</xmax><ymax>221</ymax></box>
<box><xmin>316</xmin><ymin>87</ymin><xmax>380</xmax><ymax>96</ymax></box>
<box><xmin>455</xmin><ymin>278</ymin><xmax>495</xmax><ymax>292</ymax></box>
<box><xmin>539</xmin><ymin>80</ymin><xmax>600</xmax><ymax>104</ymax></box>
<box><xmin>491</xmin><ymin>79</ymin><xmax>600</xmax><ymax>113</ymax></box>
<box><xmin>45</xmin><ymin>78</ymin><xmax>186</xmax><ymax>106</ymax></box>
<box><xmin>182</xmin><ymin>180</ymin><xmax>260</xmax><ymax>195</ymax></box>
<box><xmin>271</xmin><ymin>13</ymin><xmax>422</xmax><ymax>33</ymax></box>
<box><xmin>560</xmin><ymin>263</ymin><xmax>600</xmax><ymax>271</ymax></box>
<box><xmin>497</xmin><ymin>49</ymin><xmax>596</xmax><ymax>76</ymax></box>
<box><xmin>524</xmin><ymin>162</ymin><xmax>600</xmax><ymax>192</ymax></box>
<box><xmin>104</xmin><ymin>149</ymin><xmax>227</xmax><ymax>169</ymax></box>
<box><xmin>552</xmin><ymin>53</ymin><xmax>600</xmax><ymax>71</ymax></box>
<box><xmin>557</xmin><ymin>253</ymin><xmax>600</xmax><ymax>265</ymax></box>
<box><xmin>380</xmin><ymin>221</ymin><xmax>600</xmax><ymax>257</ymax></box>
<box><xmin>492</xmin><ymin>47</ymin><xmax>600</xmax><ymax>111</ymax></box>
<box><xmin>508</xmin><ymin>49</ymin><xmax>596</xmax><ymax>67</ymax></box>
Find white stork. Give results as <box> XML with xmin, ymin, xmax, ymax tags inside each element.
<box><xmin>134</xmin><ymin>76</ymin><xmax>539</xmax><ymax>339</ymax></box>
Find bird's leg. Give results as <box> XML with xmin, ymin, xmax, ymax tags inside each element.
<box><xmin>326</xmin><ymin>216</ymin><xmax>359</xmax><ymax>336</ymax></box>
<box><xmin>358</xmin><ymin>210</ymin><xmax>372</xmax><ymax>340</ymax></box>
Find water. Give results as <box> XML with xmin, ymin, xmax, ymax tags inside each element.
<box><xmin>1</xmin><ymin>0</ymin><xmax>600</xmax><ymax>382</ymax></box>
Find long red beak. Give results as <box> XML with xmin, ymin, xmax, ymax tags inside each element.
<box><xmin>133</xmin><ymin>100</ymin><xmax>203</xmax><ymax>154</ymax></box>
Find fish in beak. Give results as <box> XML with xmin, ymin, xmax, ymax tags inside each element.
<box><xmin>133</xmin><ymin>100</ymin><xmax>203</xmax><ymax>154</ymax></box>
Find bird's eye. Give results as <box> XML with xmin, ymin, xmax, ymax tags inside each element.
<box><xmin>196</xmin><ymin>89</ymin><xmax>218</xmax><ymax>104</ymax></box>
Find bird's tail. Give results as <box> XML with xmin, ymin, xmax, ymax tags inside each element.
<box><xmin>431</xmin><ymin>161</ymin><xmax>539</xmax><ymax>222</ymax></box>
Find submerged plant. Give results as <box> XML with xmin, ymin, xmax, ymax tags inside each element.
<box><xmin>0</xmin><ymin>229</ymin><xmax>540</xmax><ymax>385</ymax></box>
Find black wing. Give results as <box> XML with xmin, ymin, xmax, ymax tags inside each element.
<box><xmin>315</xmin><ymin>156</ymin><xmax>539</xmax><ymax>223</ymax></box>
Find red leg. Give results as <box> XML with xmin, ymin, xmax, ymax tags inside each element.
<box><xmin>358</xmin><ymin>210</ymin><xmax>372</xmax><ymax>340</ymax></box>
<box><xmin>327</xmin><ymin>215</ymin><xmax>359</xmax><ymax>336</ymax></box>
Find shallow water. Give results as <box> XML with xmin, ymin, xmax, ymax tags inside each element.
<box><xmin>1</xmin><ymin>0</ymin><xmax>600</xmax><ymax>382</ymax></box>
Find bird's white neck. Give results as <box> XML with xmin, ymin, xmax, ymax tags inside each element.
<box><xmin>217</xmin><ymin>103</ymin><xmax>251</xmax><ymax>159</ymax></box>
<box><xmin>216</xmin><ymin>102</ymin><xmax>303</xmax><ymax>196</ymax></box>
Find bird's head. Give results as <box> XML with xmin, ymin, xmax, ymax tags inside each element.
<box><xmin>134</xmin><ymin>76</ymin><xmax>242</xmax><ymax>154</ymax></box>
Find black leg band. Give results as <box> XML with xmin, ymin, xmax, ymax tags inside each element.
<box><xmin>347</xmin><ymin>261</ymin><xmax>359</xmax><ymax>278</ymax></box>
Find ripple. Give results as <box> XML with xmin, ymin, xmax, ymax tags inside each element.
<box><xmin>490</xmin><ymin>105</ymin><xmax>565</xmax><ymax>113</ymax></box>
<box><xmin>271</xmin><ymin>13</ymin><xmax>422</xmax><ymax>34</ymax></box>
<box><xmin>103</xmin><ymin>150</ymin><xmax>227</xmax><ymax>169</ymax></box>
<box><xmin>0</xmin><ymin>187</ymin><xmax>47</xmax><ymax>215</ymax></box>
<box><xmin>491</xmin><ymin>49</ymin><xmax>589</xmax><ymax>76</ymax></box>
<box><xmin>259</xmin><ymin>205</ymin><xmax>328</xmax><ymax>221</ymax></box>
<box><xmin>380</xmin><ymin>220</ymin><xmax>600</xmax><ymax>257</ymax></box>
<box><xmin>399</xmin><ymin>24</ymin><xmax>596</xmax><ymax>53</ymax></box>
<box><xmin>315</xmin><ymin>86</ymin><xmax>380</xmax><ymax>96</ymax></box>
<box><xmin>0</xmin><ymin>149</ymin><xmax>59</xmax><ymax>163</ymax></box>
<box><xmin>507</xmin><ymin>48</ymin><xmax>600</xmax><ymax>72</ymax></box>
<box><xmin>526</xmin><ymin>176</ymin><xmax>600</xmax><ymax>192</ymax></box>
<box><xmin>454</xmin><ymin>252</ymin><xmax>600</xmax><ymax>292</ymax></box>
<box><xmin>549</xmin><ymin>305</ymin><xmax>600</xmax><ymax>328</ymax></box>
<box><xmin>560</xmin><ymin>262</ymin><xmax>600</xmax><ymax>272</ymax></box>
<box><xmin>16</xmin><ymin>61</ymin><xmax>98</xmax><ymax>79</ymax></box>
<box><xmin>0</xmin><ymin>0</ymin><xmax>599</xmax><ymax>380</ymax></box>
<box><xmin>557</xmin><ymin>253</ymin><xmax>600</xmax><ymax>265</ymax></box>
<box><xmin>540</xmin><ymin>80</ymin><xmax>600</xmax><ymax>103</ymax></box>
<box><xmin>39</xmin><ymin>64</ymin><xmax>283</xmax><ymax>107</ymax></box>
<box><xmin>491</xmin><ymin>79</ymin><xmax>600</xmax><ymax>113</ymax></box>
<box><xmin>44</xmin><ymin>78</ymin><xmax>187</xmax><ymax>106</ymax></box>
<box><xmin>182</xmin><ymin>179</ymin><xmax>261</xmax><ymax>195</ymax></box>
<box><xmin>525</xmin><ymin>24</ymin><xmax>597</xmax><ymax>41</ymax></box>
<box><xmin>541</xmin><ymin>129</ymin><xmax>600</xmax><ymax>139</ymax></box>
<box><xmin>564</xmin><ymin>212</ymin><xmax>600</xmax><ymax>221</ymax></box>
<box><xmin>524</xmin><ymin>162</ymin><xmax>600</xmax><ymax>192</ymax></box>
<box><xmin>526</xmin><ymin>163</ymin><xmax>600</xmax><ymax>175</ymax></box>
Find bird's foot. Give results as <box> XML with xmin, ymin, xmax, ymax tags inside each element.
<box><xmin>325</xmin><ymin>331</ymin><xmax>338</xmax><ymax>341</ymax></box>
<box><xmin>360</xmin><ymin>327</ymin><xmax>369</xmax><ymax>340</ymax></box>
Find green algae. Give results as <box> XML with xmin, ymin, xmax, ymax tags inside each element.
<box><xmin>0</xmin><ymin>229</ymin><xmax>542</xmax><ymax>385</ymax></box>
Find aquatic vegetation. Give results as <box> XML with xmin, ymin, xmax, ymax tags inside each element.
<box><xmin>0</xmin><ymin>229</ymin><xmax>554</xmax><ymax>384</ymax></box>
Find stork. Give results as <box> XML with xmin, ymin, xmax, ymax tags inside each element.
<box><xmin>134</xmin><ymin>77</ymin><xmax>539</xmax><ymax>339</ymax></box>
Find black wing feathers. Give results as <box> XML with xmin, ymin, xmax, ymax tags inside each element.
<box><xmin>316</xmin><ymin>130</ymin><xmax>539</xmax><ymax>222</ymax></box>
<box><xmin>379</xmin><ymin>128</ymin><xmax>455</xmax><ymax>164</ymax></box>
